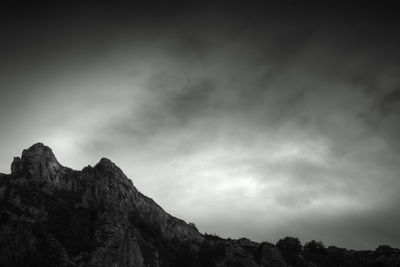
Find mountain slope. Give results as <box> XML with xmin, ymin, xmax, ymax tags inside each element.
<box><xmin>1</xmin><ymin>143</ymin><xmax>205</xmax><ymax>266</ymax></box>
<box><xmin>0</xmin><ymin>143</ymin><xmax>399</xmax><ymax>267</ymax></box>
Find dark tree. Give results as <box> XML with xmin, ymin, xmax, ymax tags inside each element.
<box><xmin>276</xmin><ymin>237</ymin><xmax>302</xmax><ymax>253</ymax></box>
<box><xmin>304</xmin><ymin>240</ymin><xmax>327</xmax><ymax>254</ymax></box>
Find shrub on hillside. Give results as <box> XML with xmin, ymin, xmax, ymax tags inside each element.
<box><xmin>276</xmin><ymin>237</ymin><xmax>302</xmax><ymax>253</ymax></box>
<box><xmin>304</xmin><ymin>240</ymin><xmax>327</xmax><ymax>254</ymax></box>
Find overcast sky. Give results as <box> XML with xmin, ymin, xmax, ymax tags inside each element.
<box><xmin>1</xmin><ymin>2</ymin><xmax>400</xmax><ymax>250</ymax></box>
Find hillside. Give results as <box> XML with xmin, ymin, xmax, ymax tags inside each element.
<box><xmin>0</xmin><ymin>143</ymin><xmax>399</xmax><ymax>267</ymax></box>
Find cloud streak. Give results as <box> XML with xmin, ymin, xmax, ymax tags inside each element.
<box><xmin>1</xmin><ymin>2</ymin><xmax>400</xmax><ymax>249</ymax></box>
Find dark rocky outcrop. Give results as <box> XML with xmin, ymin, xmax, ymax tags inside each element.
<box><xmin>11</xmin><ymin>143</ymin><xmax>67</xmax><ymax>182</ymax></box>
<box><xmin>0</xmin><ymin>143</ymin><xmax>399</xmax><ymax>267</ymax></box>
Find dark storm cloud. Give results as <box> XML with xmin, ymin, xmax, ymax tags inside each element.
<box><xmin>1</xmin><ymin>1</ymin><xmax>400</xmax><ymax>249</ymax></box>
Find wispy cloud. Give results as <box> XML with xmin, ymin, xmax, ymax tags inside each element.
<box><xmin>1</xmin><ymin>2</ymin><xmax>400</xmax><ymax>249</ymax></box>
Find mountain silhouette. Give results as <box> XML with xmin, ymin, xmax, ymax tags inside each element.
<box><xmin>0</xmin><ymin>143</ymin><xmax>399</xmax><ymax>266</ymax></box>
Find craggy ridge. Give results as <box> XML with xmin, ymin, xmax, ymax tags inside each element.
<box><xmin>0</xmin><ymin>143</ymin><xmax>399</xmax><ymax>267</ymax></box>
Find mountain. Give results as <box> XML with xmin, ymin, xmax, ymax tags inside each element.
<box><xmin>0</xmin><ymin>143</ymin><xmax>399</xmax><ymax>267</ymax></box>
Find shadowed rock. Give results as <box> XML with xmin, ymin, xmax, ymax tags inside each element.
<box><xmin>11</xmin><ymin>142</ymin><xmax>66</xmax><ymax>183</ymax></box>
<box><xmin>94</xmin><ymin>157</ymin><xmax>130</xmax><ymax>182</ymax></box>
<box><xmin>0</xmin><ymin>143</ymin><xmax>399</xmax><ymax>267</ymax></box>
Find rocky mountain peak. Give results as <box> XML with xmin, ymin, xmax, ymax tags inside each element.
<box><xmin>94</xmin><ymin>157</ymin><xmax>129</xmax><ymax>182</ymax></box>
<box><xmin>22</xmin><ymin>142</ymin><xmax>57</xmax><ymax>160</ymax></box>
<box><xmin>96</xmin><ymin>157</ymin><xmax>117</xmax><ymax>168</ymax></box>
<box><xmin>10</xmin><ymin>142</ymin><xmax>65</xmax><ymax>182</ymax></box>
<box><xmin>2</xmin><ymin>143</ymin><xmax>400</xmax><ymax>267</ymax></box>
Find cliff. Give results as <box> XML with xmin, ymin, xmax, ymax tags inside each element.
<box><xmin>0</xmin><ymin>143</ymin><xmax>399</xmax><ymax>267</ymax></box>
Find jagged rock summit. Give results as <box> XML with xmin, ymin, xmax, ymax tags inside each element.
<box><xmin>1</xmin><ymin>143</ymin><xmax>400</xmax><ymax>267</ymax></box>
<box><xmin>11</xmin><ymin>142</ymin><xmax>66</xmax><ymax>183</ymax></box>
<box><xmin>94</xmin><ymin>157</ymin><xmax>130</xmax><ymax>182</ymax></box>
<box><xmin>1</xmin><ymin>143</ymin><xmax>206</xmax><ymax>267</ymax></box>
<box><xmin>11</xmin><ymin>143</ymin><xmax>63</xmax><ymax>174</ymax></box>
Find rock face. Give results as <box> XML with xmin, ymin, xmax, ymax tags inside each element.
<box><xmin>11</xmin><ymin>143</ymin><xmax>66</xmax><ymax>181</ymax></box>
<box><xmin>0</xmin><ymin>143</ymin><xmax>399</xmax><ymax>267</ymax></box>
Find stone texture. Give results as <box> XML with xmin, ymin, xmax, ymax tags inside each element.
<box><xmin>11</xmin><ymin>143</ymin><xmax>67</xmax><ymax>184</ymax></box>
